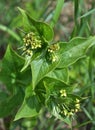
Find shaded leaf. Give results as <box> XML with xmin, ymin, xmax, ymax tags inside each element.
<box><xmin>43</xmin><ymin>78</ymin><xmax>72</xmax><ymax>100</ymax></box>
<box><xmin>0</xmin><ymin>88</ymin><xmax>24</xmax><ymax>117</ymax></box>
<box><xmin>0</xmin><ymin>46</ymin><xmax>32</xmax><ymax>92</ymax></box>
<box><xmin>14</xmin><ymin>85</ymin><xmax>41</xmax><ymax>120</ymax></box>
<box><xmin>18</xmin><ymin>7</ymin><xmax>54</xmax><ymax>41</ymax></box>
<box><xmin>17</xmin><ymin>7</ymin><xmax>31</xmax><ymax>32</ymax></box>
<box><xmin>0</xmin><ymin>92</ymin><xmax>8</xmax><ymax>102</ymax></box>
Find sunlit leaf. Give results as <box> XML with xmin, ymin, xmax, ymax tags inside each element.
<box><xmin>58</xmin><ymin>37</ymin><xmax>95</xmax><ymax>68</ymax></box>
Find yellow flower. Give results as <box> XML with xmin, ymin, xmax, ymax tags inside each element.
<box><xmin>60</xmin><ymin>89</ymin><xmax>67</xmax><ymax>97</ymax></box>
<box><xmin>75</xmin><ymin>103</ymin><xmax>80</xmax><ymax>109</ymax></box>
<box><xmin>23</xmin><ymin>32</ymin><xmax>42</xmax><ymax>49</ymax></box>
<box><xmin>76</xmin><ymin>98</ymin><xmax>80</xmax><ymax>103</ymax></box>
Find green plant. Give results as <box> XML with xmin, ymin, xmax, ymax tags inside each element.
<box><xmin>0</xmin><ymin>1</ymin><xmax>95</xmax><ymax>130</ymax></box>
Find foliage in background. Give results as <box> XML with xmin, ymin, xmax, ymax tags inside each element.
<box><xmin>0</xmin><ymin>0</ymin><xmax>95</xmax><ymax>130</ymax></box>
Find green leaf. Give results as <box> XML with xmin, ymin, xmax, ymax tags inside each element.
<box><xmin>82</xmin><ymin>107</ymin><xmax>93</xmax><ymax>121</ymax></box>
<box><xmin>21</xmin><ymin>56</ymin><xmax>32</xmax><ymax>72</ymax></box>
<box><xmin>14</xmin><ymin>85</ymin><xmax>41</xmax><ymax>121</ymax></box>
<box><xmin>32</xmin><ymin>20</ymin><xmax>54</xmax><ymax>42</ymax></box>
<box><xmin>17</xmin><ymin>7</ymin><xmax>31</xmax><ymax>32</ymax></box>
<box><xmin>58</xmin><ymin>37</ymin><xmax>95</xmax><ymax>68</ymax></box>
<box><xmin>46</xmin><ymin>68</ymin><xmax>68</xmax><ymax>83</ymax></box>
<box><xmin>44</xmin><ymin>78</ymin><xmax>72</xmax><ymax>96</ymax></box>
<box><xmin>0</xmin><ymin>46</ymin><xmax>32</xmax><ymax>92</ymax></box>
<box><xmin>18</xmin><ymin>7</ymin><xmax>54</xmax><ymax>41</ymax></box>
<box><xmin>0</xmin><ymin>88</ymin><xmax>24</xmax><ymax>117</ymax></box>
<box><xmin>31</xmin><ymin>58</ymin><xmax>59</xmax><ymax>89</ymax></box>
<box><xmin>79</xmin><ymin>8</ymin><xmax>95</xmax><ymax>19</ymax></box>
<box><xmin>0</xmin><ymin>92</ymin><xmax>8</xmax><ymax>102</ymax></box>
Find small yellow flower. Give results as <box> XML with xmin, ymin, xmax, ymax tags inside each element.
<box><xmin>71</xmin><ymin>109</ymin><xmax>74</xmax><ymax>112</ymax></box>
<box><xmin>67</xmin><ymin>111</ymin><xmax>73</xmax><ymax>116</ymax></box>
<box><xmin>64</xmin><ymin>109</ymin><xmax>68</xmax><ymax>116</ymax></box>
<box><xmin>75</xmin><ymin>103</ymin><xmax>80</xmax><ymax>109</ymax></box>
<box><xmin>75</xmin><ymin>109</ymin><xmax>79</xmax><ymax>112</ymax></box>
<box><xmin>76</xmin><ymin>98</ymin><xmax>80</xmax><ymax>103</ymax></box>
<box><xmin>52</xmin><ymin>55</ymin><xmax>58</xmax><ymax>62</ymax></box>
<box><xmin>47</xmin><ymin>43</ymin><xmax>60</xmax><ymax>63</ymax></box>
<box><xmin>60</xmin><ymin>89</ymin><xmax>67</xmax><ymax>97</ymax></box>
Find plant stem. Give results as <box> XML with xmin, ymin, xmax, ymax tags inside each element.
<box><xmin>74</xmin><ymin>0</ymin><xmax>79</xmax><ymax>25</ymax></box>
<box><xmin>50</xmin><ymin>0</ymin><xmax>64</xmax><ymax>28</ymax></box>
<box><xmin>70</xmin><ymin>117</ymin><xmax>73</xmax><ymax>130</ymax></box>
<box><xmin>0</xmin><ymin>24</ymin><xmax>21</xmax><ymax>41</ymax></box>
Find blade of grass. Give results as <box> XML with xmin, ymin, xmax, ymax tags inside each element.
<box><xmin>74</xmin><ymin>0</ymin><xmax>79</xmax><ymax>25</ymax></box>
<box><xmin>71</xmin><ymin>0</ymin><xmax>80</xmax><ymax>38</ymax></box>
<box><xmin>73</xmin><ymin>120</ymin><xmax>92</xmax><ymax>129</ymax></box>
<box><xmin>78</xmin><ymin>17</ymin><xmax>91</xmax><ymax>37</ymax></box>
<box><xmin>79</xmin><ymin>8</ymin><xmax>95</xmax><ymax>19</ymax></box>
<box><xmin>0</xmin><ymin>24</ymin><xmax>21</xmax><ymax>41</ymax></box>
<box><xmin>50</xmin><ymin>0</ymin><xmax>64</xmax><ymax>28</ymax></box>
<box><xmin>82</xmin><ymin>107</ymin><xmax>93</xmax><ymax>121</ymax></box>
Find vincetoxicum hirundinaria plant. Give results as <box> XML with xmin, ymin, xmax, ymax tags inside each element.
<box><xmin>0</xmin><ymin>7</ymin><xmax>95</xmax><ymax>126</ymax></box>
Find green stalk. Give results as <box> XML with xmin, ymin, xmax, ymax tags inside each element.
<box><xmin>0</xmin><ymin>24</ymin><xmax>21</xmax><ymax>41</ymax></box>
<box><xmin>71</xmin><ymin>0</ymin><xmax>79</xmax><ymax>38</ymax></box>
<box><xmin>74</xmin><ymin>0</ymin><xmax>79</xmax><ymax>25</ymax></box>
<box><xmin>50</xmin><ymin>0</ymin><xmax>64</xmax><ymax>28</ymax></box>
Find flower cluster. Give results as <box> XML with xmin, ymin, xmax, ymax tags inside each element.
<box><xmin>21</xmin><ymin>30</ymin><xmax>80</xmax><ymax>117</ymax></box>
<box><xmin>59</xmin><ymin>89</ymin><xmax>80</xmax><ymax>117</ymax></box>
<box><xmin>21</xmin><ymin>32</ymin><xmax>60</xmax><ymax>63</ymax></box>
<box><xmin>22</xmin><ymin>32</ymin><xmax>42</xmax><ymax>56</ymax></box>
<box><xmin>47</xmin><ymin>43</ymin><xmax>60</xmax><ymax>62</ymax></box>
